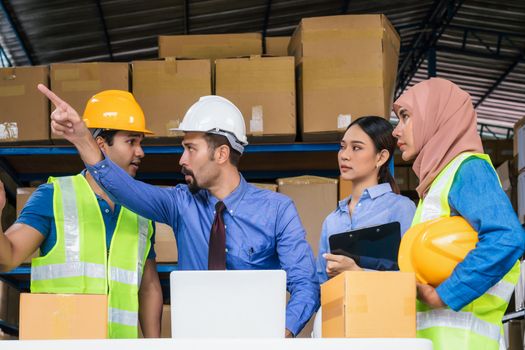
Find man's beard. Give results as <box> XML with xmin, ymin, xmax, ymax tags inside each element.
<box><xmin>182</xmin><ymin>167</ymin><xmax>202</xmax><ymax>194</ymax></box>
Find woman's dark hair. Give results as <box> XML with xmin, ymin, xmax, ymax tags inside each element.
<box><xmin>346</xmin><ymin>116</ymin><xmax>400</xmax><ymax>194</ymax></box>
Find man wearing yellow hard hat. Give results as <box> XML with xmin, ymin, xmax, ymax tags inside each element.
<box><xmin>38</xmin><ymin>85</ymin><xmax>319</xmax><ymax>338</ymax></box>
<box><xmin>0</xmin><ymin>90</ymin><xmax>162</xmax><ymax>339</ymax></box>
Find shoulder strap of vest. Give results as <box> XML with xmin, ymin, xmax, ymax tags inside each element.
<box><xmin>417</xmin><ymin>152</ymin><xmax>492</xmax><ymax>222</ymax></box>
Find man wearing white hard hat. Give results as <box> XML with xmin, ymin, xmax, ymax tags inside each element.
<box><xmin>39</xmin><ymin>88</ymin><xmax>319</xmax><ymax>338</ymax></box>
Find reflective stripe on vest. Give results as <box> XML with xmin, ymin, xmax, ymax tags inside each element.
<box><xmin>417</xmin><ymin>309</ymin><xmax>501</xmax><ymax>343</ymax></box>
<box><xmin>413</xmin><ymin>152</ymin><xmax>519</xmax><ymax>350</ymax></box>
<box><xmin>109</xmin><ymin>307</ymin><xmax>138</xmax><ymax>327</ymax></box>
<box><xmin>32</xmin><ymin>261</ymin><xmax>105</xmax><ymax>281</ymax></box>
<box><xmin>31</xmin><ymin>174</ymin><xmax>153</xmax><ymax>339</ymax></box>
<box><xmin>486</xmin><ymin>280</ymin><xmax>515</xmax><ymax>302</ymax></box>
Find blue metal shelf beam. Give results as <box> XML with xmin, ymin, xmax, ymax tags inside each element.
<box><xmin>0</xmin><ymin>143</ymin><xmax>341</xmax><ymax>156</ymax></box>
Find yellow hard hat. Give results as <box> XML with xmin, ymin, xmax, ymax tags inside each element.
<box><xmin>83</xmin><ymin>90</ymin><xmax>153</xmax><ymax>134</ymax></box>
<box><xmin>398</xmin><ymin>216</ymin><xmax>478</xmax><ymax>287</ymax></box>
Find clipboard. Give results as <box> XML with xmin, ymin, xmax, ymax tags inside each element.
<box><xmin>328</xmin><ymin>222</ymin><xmax>401</xmax><ymax>270</ymax></box>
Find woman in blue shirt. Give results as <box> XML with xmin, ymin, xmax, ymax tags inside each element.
<box><xmin>316</xmin><ymin>116</ymin><xmax>416</xmax><ymax>284</ymax></box>
<box><xmin>392</xmin><ymin>77</ymin><xmax>525</xmax><ymax>350</ymax></box>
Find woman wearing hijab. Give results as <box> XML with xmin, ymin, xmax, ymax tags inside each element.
<box><xmin>393</xmin><ymin>77</ymin><xmax>525</xmax><ymax>350</ymax></box>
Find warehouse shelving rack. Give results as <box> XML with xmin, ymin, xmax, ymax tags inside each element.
<box><xmin>0</xmin><ymin>140</ymin><xmax>516</xmax><ymax>334</ymax></box>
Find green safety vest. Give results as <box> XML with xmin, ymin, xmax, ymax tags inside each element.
<box><xmin>412</xmin><ymin>152</ymin><xmax>519</xmax><ymax>350</ymax></box>
<box><xmin>30</xmin><ymin>174</ymin><xmax>153</xmax><ymax>339</ymax></box>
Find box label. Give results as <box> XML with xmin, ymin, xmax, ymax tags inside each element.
<box><xmin>0</xmin><ymin>122</ymin><xmax>18</xmax><ymax>140</ymax></box>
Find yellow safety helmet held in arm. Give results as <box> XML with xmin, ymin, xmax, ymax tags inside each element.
<box><xmin>83</xmin><ymin>90</ymin><xmax>153</xmax><ymax>134</ymax></box>
<box><xmin>398</xmin><ymin>216</ymin><xmax>478</xmax><ymax>287</ymax></box>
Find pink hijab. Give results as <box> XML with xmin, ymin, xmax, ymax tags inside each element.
<box><xmin>393</xmin><ymin>78</ymin><xmax>483</xmax><ymax>198</ymax></box>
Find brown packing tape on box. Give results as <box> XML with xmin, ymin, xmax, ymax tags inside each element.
<box><xmin>0</xmin><ymin>66</ymin><xmax>50</xmax><ymax>142</ymax></box>
<box><xmin>0</xmin><ymin>85</ymin><xmax>25</xmax><ymax>97</ymax></box>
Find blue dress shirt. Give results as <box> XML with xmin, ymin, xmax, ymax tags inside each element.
<box><xmin>86</xmin><ymin>157</ymin><xmax>319</xmax><ymax>335</ymax></box>
<box><xmin>316</xmin><ymin>183</ymin><xmax>416</xmax><ymax>284</ymax></box>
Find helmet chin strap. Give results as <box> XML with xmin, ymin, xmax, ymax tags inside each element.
<box><xmin>91</xmin><ymin>128</ymin><xmax>103</xmax><ymax>138</ymax></box>
<box><xmin>207</xmin><ymin>128</ymin><xmax>247</xmax><ymax>154</ymax></box>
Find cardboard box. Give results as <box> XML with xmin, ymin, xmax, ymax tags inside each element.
<box><xmin>266</xmin><ymin>36</ymin><xmax>291</xmax><ymax>57</ymax></box>
<box><xmin>159</xmin><ymin>33</ymin><xmax>262</xmax><ymax>61</ymax></box>
<box><xmin>155</xmin><ymin>223</ymin><xmax>178</xmax><ymax>263</ymax></box>
<box><xmin>321</xmin><ymin>271</ymin><xmax>416</xmax><ymax>338</ymax></box>
<box><xmin>514</xmin><ymin>116</ymin><xmax>525</xmax><ymax>170</ymax></box>
<box><xmin>339</xmin><ymin>177</ymin><xmax>352</xmax><ymax>200</ymax></box>
<box><xmin>497</xmin><ymin>160</ymin><xmax>513</xmax><ymax>198</ymax></box>
<box><xmin>215</xmin><ymin>56</ymin><xmax>296</xmax><ymax>141</ymax></box>
<box><xmin>518</xmin><ymin>171</ymin><xmax>525</xmax><ymax>224</ymax></box>
<box><xmin>16</xmin><ymin>187</ymin><xmax>36</xmax><ymax>217</ymax></box>
<box><xmin>19</xmin><ymin>293</ymin><xmax>108</xmax><ymax>339</ymax></box>
<box><xmin>50</xmin><ymin>62</ymin><xmax>129</xmax><ymax>140</ymax></box>
<box><xmin>161</xmin><ymin>304</ymin><xmax>171</xmax><ymax>338</ymax></box>
<box><xmin>132</xmin><ymin>59</ymin><xmax>211</xmax><ymax>138</ymax></box>
<box><xmin>277</xmin><ymin>176</ymin><xmax>338</xmax><ymax>256</ymax></box>
<box><xmin>250</xmin><ymin>183</ymin><xmax>278</xmax><ymax>192</ymax></box>
<box><xmin>0</xmin><ymin>66</ymin><xmax>49</xmax><ymax>142</ymax></box>
<box><xmin>290</xmin><ymin>15</ymin><xmax>400</xmax><ymax>141</ymax></box>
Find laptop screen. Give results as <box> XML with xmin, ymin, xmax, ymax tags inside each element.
<box><xmin>170</xmin><ymin>270</ymin><xmax>286</xmax><ymax>338</ymax></box>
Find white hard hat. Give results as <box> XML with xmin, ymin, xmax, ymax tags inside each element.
<box><xmin>171</xmin><ymin>95</ymin><xmax>248</xmax><ymax>154</ymax></box>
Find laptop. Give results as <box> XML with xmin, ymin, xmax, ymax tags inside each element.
<box><xmin>170</xmin><ymin>270</ymin><xmax>286</xmax><ymax>338</ymax></box>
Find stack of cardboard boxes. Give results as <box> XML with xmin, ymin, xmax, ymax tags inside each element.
<box><xmin>288</xmin><ymin>14</ymin><xmax>400</xmax><ymax>141</ymax></box>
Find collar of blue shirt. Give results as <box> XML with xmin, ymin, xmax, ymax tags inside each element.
<box><xmin>337</xmin><ymin>182</ymin><xmax>393</xmax><ymax>212</ymax></box>
<box><xmin>204</xmin><ymin>174</ymin><xmax>249</xmax><ymax>216</ymax></box>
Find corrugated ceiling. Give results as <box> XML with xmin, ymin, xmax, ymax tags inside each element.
<box><xmin>0</xmin><ymin>0</ymin><xmax>523</xmax><ymax>138</ymax></box>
